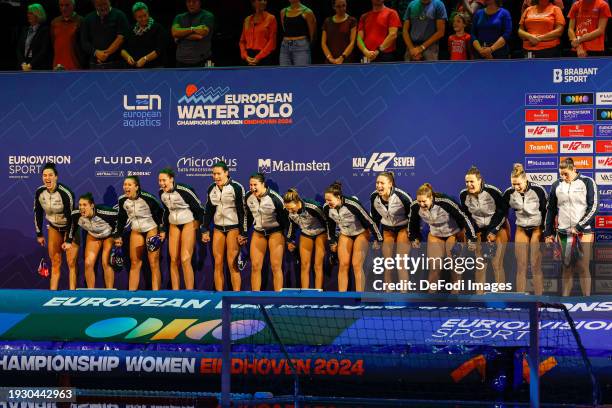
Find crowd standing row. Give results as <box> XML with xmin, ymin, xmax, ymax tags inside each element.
<box><xmin>16</xmin><ymin>0</ymin><xmax>611</xmax><ymax>71</ymax></box>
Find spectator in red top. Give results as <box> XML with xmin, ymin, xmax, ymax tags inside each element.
<box><xmin>357</xmin><ymin>0</ymin><xmax>401</xmax><ymax>62</ymax></box>
<box><xmin>568</xmin><ymin>0</ymin><xmax>611</xmax><ymax>57</ymax></box>
<box><xmin>448</xmin><ymin>12</ymin><xmax>471</xmax><ymax>59</ymax></box>
<box><xmin>518</xmin><ymin>0</ymin><xmax>565</xmax><ymax>58</ymax></box>
<box><xmin>50</xmin><ymin>0</ymin><xmax>82</xmax><ymax>70</ymax></box>
<box><xmin>322</xmin><ymin>0</ymin><xmax>357</xmax><ymax>64</ymax></box>
<box><xmin>239</xmin><ymin>0</ymin><xmax>277</xmax><ymax>66</ymax></box>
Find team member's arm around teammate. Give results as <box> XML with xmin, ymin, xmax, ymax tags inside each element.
<box><xmin>503</xmin><ymin>164</ymin><xmax>547</xmax><ymax>295</ymax></box>
<box><xmin>283</xmin><ymin>188</ymin><xmax>328</xmax><ymax>289</ymax></box>
<box><xmin>158</xmin><ymin>168</ymin><xmax>203</xmax><ymax>290</ymax></box>
<box><xmin>370</xmin><ymin>172</ymin><xmax>412</xmax><ymax>288</ymax></box>
<box><xmin>201</xmin><ymin>161</ymin><xmax>247</xmax><ymax>291</ymax></box>
<box><xmin>68</xmin><ymin>193</ymin><xmax>117</xmax><ymax>288</ymax></box>
<box><xmin>409</xmin><ymin>183</ymin><xmax>478</xmax><ymax>292</ymax></box>
<box><xmin>460</xmin><ymin>166</ymin><xmax>509</xmax><ymax>287</ymax></box>
<box><xmin>113</xmin><ymin>175</ymin><xmax>163</xmax><ymax>291</ymax></box>
<box><xmin>323</xmin><ymin>181</ymin><xmax>382</xmax><ymax>292</ymax></box>
<box><xmin>544</xmin><ymin>158</ymin><xmax>597</xmax><ymax>296</ymax></box>
<box><xmin>245</xmin><ymin>173</ymin><xmax>288</xmax><ymax>291</ymax></box>
<box><xmin>34</xmin><ymin>162</ymin><xmax>79</xmax><ymax>290</ymax></box>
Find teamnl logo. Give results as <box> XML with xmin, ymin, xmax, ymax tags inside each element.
<box><xmin>122</xmin><ymin>94</ymin><xmax>162</xmax><ymax>128</ymax></box>
<box><xmin>553</xmin><ymin>67</ymin><xmax>598</xmax><ymax>83</ymax></box>
<box><xmin>258</xmin><ymin>158</ymin><xmax>331</xmax><ymax>173</ymax></box>
<box><xmin>84</xmin><ymin>317</ymin><xmax>266</xmax><ymax>342</ymax></box>
<box><xmin>352</xmin><ymin>153</ymin><xmax>415</xmax><ymax>175</ymax></box>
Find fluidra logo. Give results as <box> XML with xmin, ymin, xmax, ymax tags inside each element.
<box><xmin>353</xmin><ymin>153</ymin><xmax>415</xmax><ymax>176</ymax></box>
<box><xmin>8</xmin><ymin>155</ymin><xmax>71</xmax><ymax>179</ymax></box>
<box><xmin>258</xmin><ymin>159</ymin><xmax>331</xmax><ymax>173</ymax></box>
<box><xmin>94</xmin><ymin>157</ymin><xmax>152</xmax><ymax>165</ymax></box>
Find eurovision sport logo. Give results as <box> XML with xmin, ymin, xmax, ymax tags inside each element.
<box><xmin>597</xmin><ymin>125</ymin><xmax>612</xmax><ymax>138</ymax></box>
<box><xmin>8</xmin><ymin>155</ymin><xmax>71</xmax><ymax>179</ymax></box>
<box><xmin>560</xmin><ymin>108</ymin><xmax>594</xmax><ymax>122</ymax></box>
<box><xmin>525</xmin><ymin>93</ymin><xmax>558</xmax><ymax>106</ymax></box>
<box><xmin>176</xmin><ymin>84</ymin><xmax>294</xmax><ymax>126</ymax></box>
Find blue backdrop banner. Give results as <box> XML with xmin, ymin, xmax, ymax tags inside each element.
<box><xmin>1</xmin><ymin>59</ymin><xmax>612</xmax><ymax>289</ymax></box>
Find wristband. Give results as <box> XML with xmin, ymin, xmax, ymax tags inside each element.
<box><xmin>421</xmin><ymin>45</ymin><xmax>426</xmax><ymax>51</ymax></box>
<box><xmin>378</xmin><ymin>45</ymin><xmax>385</xmax><ymax>52</ymax></box>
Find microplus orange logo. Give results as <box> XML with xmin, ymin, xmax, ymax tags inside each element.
<box><xmin>525</xmin><ymin>141</ymin><xmax>558</xmax><ymax>154</ymax></box>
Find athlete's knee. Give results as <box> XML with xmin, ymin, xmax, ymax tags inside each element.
<box><xmin>84</xmin><ymin>258</ymin><xmax>96</xmax><ymax>270</ymax></box>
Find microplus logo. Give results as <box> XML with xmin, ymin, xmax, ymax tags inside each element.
<box><xmin>553</xmin><ymin>68</ymin><xmax>598</xmax><ymax>83</ymax></box>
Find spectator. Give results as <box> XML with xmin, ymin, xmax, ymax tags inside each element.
<box><xmin>518</xmin><ymin>0</ymin><xmax>564</xmax><ymax>58</ymax></box>
<box><xmin>50</xmin><ymin>0</ymin><xmax>83</xmax><ymax>70</ymax></box>
<box><xmin>17</xmin><ymin>3</ymin><xmax>51</xmax><ymax>71</ymax></box>
<box><xmin>121</xmin><ymin>2</ymin><xmax>166</xmax><ymax>68</ymax></box>
<box><xmin>471</xmin><ymin>0</ymin><xmax>512</xmax><ymax>59</ymax></box>
<box><xmin>460</xmin><ymin>0</ymin><xmax>484</xmax><ymax>16</ymax></box>
<box><xmin>321</xmin><ymin>0</ymin><xmax>357</xmax><ymax>64</ymax></box>
<box><xmin>567</xmin><ymin>0</ymin><xmax>610</xmax><ymax>58</ymax></box>
<box><xmin>402</xmin><ymin>0</ymin><xmax>447</xmax><ymax>61</ymax></box>
<box><xmin>521</xmin><ymin>0</ymin><xmax>563</xmax><ymax>14</ymax></box>
<box><xmin>172</xmin><ymin>0</ymin><xmax>214</xmax><ymax>67</ymax></box>
<box><xmin>239</xmin><ymin>0</ymin><xmax>277</xmax><ymax>66</ymax></box>
<box><xmin>279</xmin><ymin>0</ymin><xmax>316</xmax><ymax>66</ymax></box>
<box><xmin>448</xmin><ymin>12</ymin><xmax>471</xmax><ymax>60</ymax></box>
<box><xmin>80</xmin><ymin>0</ymin><xmax>129</xmax><ymax>69</ymax></box>
<box><xmin>357</xmin><ymin>0</ymin><xmax>401</xmax><ymax>62</ymax></box>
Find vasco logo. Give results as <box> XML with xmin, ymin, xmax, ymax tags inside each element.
<box><xmin>258</xmin><ymin>158</ymin><xmax>331</xmax><ymax>173</ymax></box>
<box><xmin>122</xmin><ymin>95</ymin><xmax>162</xmax><ymax>128</ymax></box>
<box><xmin>596</xmin><ymin>172</ymin><xmax>612</xmax><ymax>185</ymax></box>
<box><xmin>352</xmin><ymin>153</ymin><xmax>415</xmax><ymax>174</ymax></box>
<box><xmin>85</xmin><ymin>317</ymin><xmax>265</xmax><ymax>341</ymax></box>
<box><xmin>94</xmin><ymin>157</ymin><xmax>152</xmax><ymax>165</ymax></box>
<box><xmin>526</xmin><ymin>173</ymin><xmax>556</xmax><ymax>186</ymax></box>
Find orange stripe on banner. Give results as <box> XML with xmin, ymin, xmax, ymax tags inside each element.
<box><xmin>150</xmin><ymin>319</ymin><xmax>198</xmax><ymax>340</ymax></box>
<box><xmin>451</xmin><ymin>354</ymin><xmax>486</xmax><ymax>383</ymax></box>
<box><xmin>522</xmin><ymin>356</ymin><xmax>558</xmax><ymax>383</ymax></box>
